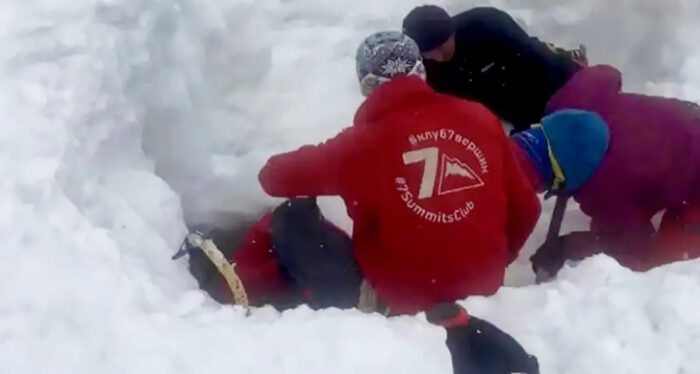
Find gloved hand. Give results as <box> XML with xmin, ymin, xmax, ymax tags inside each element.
<box><xmin>445</xmin><ymin>316</ymin><xmax>540</xmax><ymax>374</ymax></box>
<box><xmin>531</xmin><ymin>231</ymin><xmax>599</xmax><ymax>281</ymax></box>
<box><xmin>530</xmin><ymin>236</ymin><xmax>566</xmax><ymax>282</ymax></box>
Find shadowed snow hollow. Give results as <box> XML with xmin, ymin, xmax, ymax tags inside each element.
<box><xmin>1</xmin><ymin>0</ymin><xmax>699</xmax><ymax>373</ymax></box>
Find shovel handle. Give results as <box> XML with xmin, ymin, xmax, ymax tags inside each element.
<box><xmin>546</xmin><ymin>194</ymin><xmax>569</xmax><ymax>242</ymax></box>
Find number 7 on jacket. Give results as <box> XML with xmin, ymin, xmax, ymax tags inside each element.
<box><xmin>402</xmin><ymin>147</ymin><xmax>439</xmax><ymax>200</ymax></box>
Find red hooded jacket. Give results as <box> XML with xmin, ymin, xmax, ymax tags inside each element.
<box><xmin>259</xmin><ymin>77</ymin><xmax>540</xmax><ymax>314</ymax></box>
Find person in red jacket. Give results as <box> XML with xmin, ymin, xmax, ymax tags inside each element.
<box><xmin>264</xmin><ymin>31</ymin><xmax>540</xmax><ymax>373</ymax></box>
<box><xmin>259</xmin><ymin>31</ymin><xmax>540</xmax><ymax>315</ymax></box>
<box><xmin>176</xmin><ymin>31</ymin><xmax>541</xmax><ymax>374</ymax></box>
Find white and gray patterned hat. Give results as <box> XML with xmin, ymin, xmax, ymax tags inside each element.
<box><xmin>356</xmin><ymin>31</ymin><xmax>425</xmax><ymax>96</ymax></box>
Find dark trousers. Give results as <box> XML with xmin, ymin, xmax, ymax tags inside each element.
<box><xmin>270</xmin><ymin>198</ymin><xmax>361</xmax><ymax>309</ymax></box>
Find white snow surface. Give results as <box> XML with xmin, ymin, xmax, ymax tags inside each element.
<box><xmin>2</xmin><ymin>0</ymin><xmax>700</xmax><ymax>373</ymax></box>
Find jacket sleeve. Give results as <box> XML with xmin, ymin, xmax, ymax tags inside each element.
<box><xmin>465</xmin><ymin>8</ymin><xmax>579</xmax><ymax>80</ymax></box>
<box><xmin>546</xmin><ymin>65</ymin><xmax>622</xmax><ymax>113</ymax></box>
<box><xmin>503</xmin><ymin>138</ymin><xmax>542</xmax><ymax>261</ymax></box>
<box><xmin>258</xmin><ymin>127</ymin><xmax>358</xmax><ymax>198</ymax></box>
<box><xmin>455</xmin><ymin>8</ymin><xmax>580</xmax><ymax>129</ymax></box>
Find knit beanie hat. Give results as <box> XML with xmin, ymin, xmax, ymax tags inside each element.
<box><xmin>541</xmin><ymin>109</ymin><xmax>610</xmax><ymax>193</ymax></box>
<box><xmin>356</xmin><ymin>31</ymin><xmax>426</xmax><ymax>96</ymax></box>
<box><xmin>511</xmin><ymin>109</ymin><xmax>610</xmax><ymax>193</ymax></box>
<box><xmin>402</xmin><ymin>5</ymin><xmax>454</xmax><ymax>52</ymax></box>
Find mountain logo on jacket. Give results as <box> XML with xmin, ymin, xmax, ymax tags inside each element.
<box><xmin>438</xmin><ymin>155</ymin><xmax>485</xmax><ymax>196</ymax></box>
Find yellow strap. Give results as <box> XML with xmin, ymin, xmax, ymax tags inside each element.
<box><xmin>534</xmin><ymin>123</ymin><xmax>566</xmax><ymax>190</ymax></box>
<box><xmin>548</xmin><ymin>144</ymin><xmax>566</xmax><ymax>191</ymax></box>
<box><xmin>199</xmin><ymin>238</ymin><xmax>250</xmax><ymax>308</ymax></box>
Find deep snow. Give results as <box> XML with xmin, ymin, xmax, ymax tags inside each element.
<box><xmin>1</xmin><ymin>0</ymin><xmax>700</xmax><ymax>373</ymax></box>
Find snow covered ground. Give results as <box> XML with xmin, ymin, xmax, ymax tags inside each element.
<box><xmin>1</xmin><ymin>0</ymin><xmax>699</xmax><ymax>373</ymax></box>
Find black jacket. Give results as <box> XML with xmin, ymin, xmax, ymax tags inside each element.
<box><xmin>424</xmin><ymin>7</ymin><xmax>581</xmax><ymax>131</ymax></box>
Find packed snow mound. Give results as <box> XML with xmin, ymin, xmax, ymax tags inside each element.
<box><xmin>2</xmin><ymin>0</ymin><xmax>700</xmax><ymax>373</ymax></box>
<box><xmin>468</xmin><ymin>256</ymin><xmax>700</xmax><ymax>373</ymax></box>
<box><xmin>0</xmin><ymin>1</ymin><xmax>450</xmax><ymax>373</ymax></box>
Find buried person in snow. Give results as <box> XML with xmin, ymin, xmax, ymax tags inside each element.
<box><xmin>173</xmin><ymin>31</ymin><xmax>541</xmax><ymax>374</ymax></box>
<box><xmin>175</xmin><ymin>198</ymin><xmax>540</xmax><ymax>374</ymax></box>
<box><xmin>510</xmin><ymin>65</ymin><xmax>700</xmax><ymax>279</ymax></box>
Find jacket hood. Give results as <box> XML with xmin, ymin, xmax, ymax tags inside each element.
<box><xmin>354</xmin><ymin>76</ymin><xmax>434</xmax><ymax>125</ymax></box>
<box><xmin>546</xmin><ymin>65</ymin><xmax>622</xmax><ymax>114</ymax></box>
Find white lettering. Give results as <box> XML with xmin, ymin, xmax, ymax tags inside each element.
<box><xmin>412</xmin><ymin>203</ymin><xmax>427</xmax><ymax>218</ymax></box>
<box><xmin>403</xmin><ymin>147</ymin><xmax>439</xmax><ymax>199</ymax></box>
<box><xmin>426</xmin><ymin>211</ymin><xmax>439</xmax><ymax>222</ymax></box>
<box><xmin>396</xmin><ymin>178</ymin><xmax>477</xmax><ymax>224</ymax></box>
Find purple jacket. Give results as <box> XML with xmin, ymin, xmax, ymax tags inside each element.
<box><xmin>546</xmin><ymin>65</ymin><xmax>700</xmax><ymax>266</ymax></box>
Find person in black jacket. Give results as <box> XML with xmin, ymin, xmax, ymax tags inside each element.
<box><xmin>403</xmin><ymin>5</ymin><xmax>586</xmax><ymax>132</ymax></box>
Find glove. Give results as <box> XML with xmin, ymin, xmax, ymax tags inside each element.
<box><xmin>531</xmin><ymin>231</ymin><xmax>600</xmax><ymax>281</ymax></box>
<box><xmin>530</xmin><ymin>236</ymin><xmax>566</xmax><ymax>281</ymax></box>
<box><xmin>445</xmin><ymin>316</ymin><xmax>540</xmax><ymax>374</ymax></box>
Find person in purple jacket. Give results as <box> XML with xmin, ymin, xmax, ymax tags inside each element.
<box><xmin>510</xmin><ymin>64</ymin><xmax>700</xmax><ymax>277</ymax></box>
